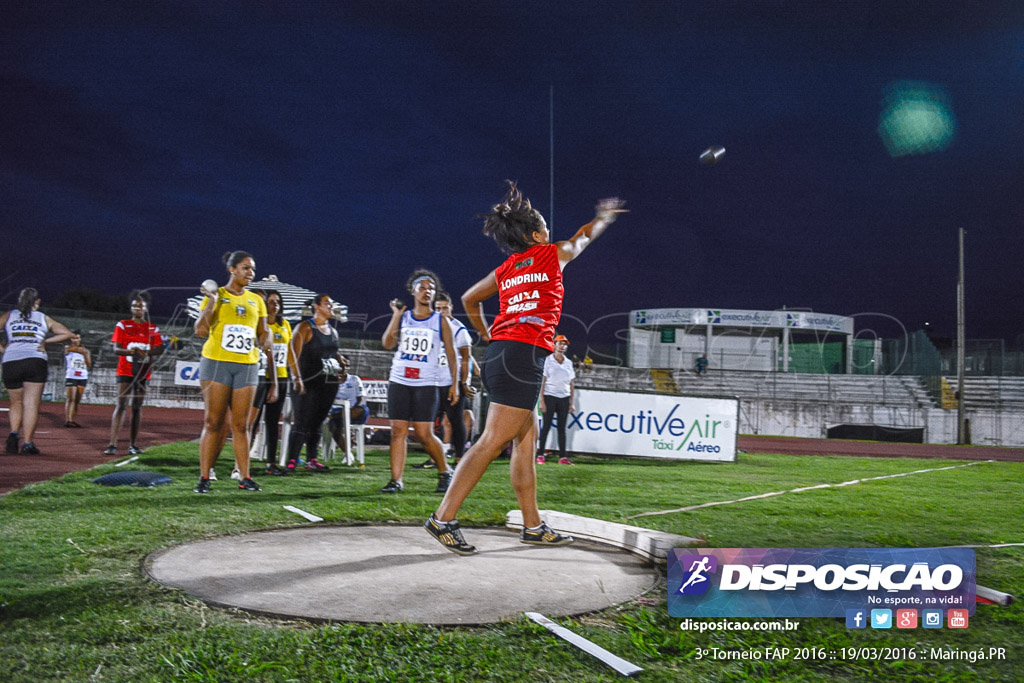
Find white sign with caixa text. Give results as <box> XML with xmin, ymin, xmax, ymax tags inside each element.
<box><xmin>562</xmin><ymin>389</ymin><xmax>737</xmax><ymax>462</ymax></box>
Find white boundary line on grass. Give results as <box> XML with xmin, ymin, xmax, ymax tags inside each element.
<box><xmin>626</xmin><ymin>460</ymin><xmax>996</xmax><ymax>520</ymax></box>
<box><xmin>525</xmin><ymin>612</ymin><xmax>642</xmax><ymax>677</ymax></box>
<box><xmin>283</xmin><ymin>505</ymin><xmax>323</xmax><ymax>522</ymax></box>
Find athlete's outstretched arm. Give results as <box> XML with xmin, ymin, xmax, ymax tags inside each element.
<box><xmin>461</xmin><ymin>270</ymin><xmax>499</xmax><ymax>343</ymax></box>
<box><xmin>556</xmin><ymin>197</ymin><xmax>627</xmax><ymax>268</ymax></box>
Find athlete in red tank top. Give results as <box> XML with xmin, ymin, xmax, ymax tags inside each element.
<box><xmin>425</xmin><ymin>182</ymin><xmax>626</xmax><ymax>556</ymax></box>
<box><xmin>489</xmin><ymin>242</ymin><xmax>564</xmax><ymax>351</ymax></box>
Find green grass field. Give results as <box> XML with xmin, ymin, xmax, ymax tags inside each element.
<box><xmin>1</xmin><ymin>445</ymin><xmax>1021</xmax><ymax>682</ymax></box>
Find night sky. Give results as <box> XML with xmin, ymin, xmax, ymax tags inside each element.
<box><xmin>4</xmin><ymin>1</ymin><xmax>1023</xmax><ymax>346</ymax></box>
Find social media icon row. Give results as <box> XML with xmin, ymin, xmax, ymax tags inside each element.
<box><xmin>846</xmin><ymin>608</ymin><xmax>968</xmax><ymax>629</ymax></box>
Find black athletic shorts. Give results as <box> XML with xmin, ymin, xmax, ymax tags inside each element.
<box><xmin>116</xmin><ymin>374</ymin><xmax>148</xmax><ymax>387</ymax></box>
<box><xmin>481</xmin><ymin>340</ymin><xmax>545</xmax><ymax>410</ymax></box>
<box><xmin>65</xmin><ymin>379</ymin><xmax>88</xmax><ymax>388</ymax></box>
<box><xmin>387</xmin><ymin>381</ymin><xmax>438</xmax><ymax>423</ymax></box>
<box><xmin>2</xmin><ymin>358</ymin><xmax>48</xmax><ymax>389</ymax></box>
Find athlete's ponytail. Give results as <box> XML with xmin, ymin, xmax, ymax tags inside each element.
<box><xmin>16</xmin><ymin>287</ymin><xmax>39</xmax><ymax>321</ymax></box>
<box><xmin>479</xmin><ymin>181</ymin><xmax>546</xmax><ymax>255</ymax></box>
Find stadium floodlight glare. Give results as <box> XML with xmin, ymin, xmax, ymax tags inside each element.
<box><xmin>878</xmin><ymin>80</ymin><xmax>956</xmax><ymax>157</ymax></box>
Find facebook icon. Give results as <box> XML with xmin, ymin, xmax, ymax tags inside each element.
<box><xmin>845</xmin><ymin>609</ymin><xmax>866</xmax><ymax>629</ymax></box>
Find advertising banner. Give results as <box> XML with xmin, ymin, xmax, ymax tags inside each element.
<box><xmin>565</xmin><ymin>389</ymin><xmax>737</xmax><ymax>462</ymax></box>
<box><xmin>362</xmin><ymin>380</ymin><xmax>389</xmax><ymax>402</ymax></box>
<box><xmin>174</xmin><ymin>361</ymin><xmax>201</xmax><ymax>387</ymax></box>
<box><xmin>668</xmin><ymin>548</ymin><xmax>976</xmax><ymax>619</ymax></box>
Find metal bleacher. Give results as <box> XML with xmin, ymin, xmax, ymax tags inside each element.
<box><xmin>943</xmin><ymin>376</ymin><xmax>1024</xmax><ymax>411</ymax></box>
<box><xmin>576</xmin><ymin>366</ymin><xmax>935</xmax><ymax>408</ymax></box>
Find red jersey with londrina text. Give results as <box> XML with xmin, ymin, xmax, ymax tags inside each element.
<box><xmin>489</xmin><ymin>243</ymin><xmax>563</xmax><ymax>351</ymax></box>
<box><xmin>112</xmin><ymin>319</ymin><xmax>164</xmax><ymax>379</ymax></box>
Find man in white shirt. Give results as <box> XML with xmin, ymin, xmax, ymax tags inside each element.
<box><xmin>328</xmin><ymin>357</ymin><xmax>367</xmax><ymax>448</ymax></box>
<box><xmin>538</xmin><ymin>334</ymin><xmax>575</xmax><ymax>465</ymax></box>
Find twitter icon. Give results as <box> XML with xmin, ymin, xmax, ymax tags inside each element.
<box><xmin>870</xmin><ymin>609</ymin><xmax>892</xmax><ymax>629</ymax></box>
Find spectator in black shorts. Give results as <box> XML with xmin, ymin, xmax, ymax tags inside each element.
<box><xmin>380</xmin><ymin>270</ymin><xmax>457</xmax><ymax>493</ymax></box>
<box><xmin>63</xmin><ymin>331</ymin><xmax>91</xmax><ymax>427</ymax></box>
<box><xmin>2</xmin><ymin>288</ymin><xmax>73</xmax><ymax>455</ymax></box>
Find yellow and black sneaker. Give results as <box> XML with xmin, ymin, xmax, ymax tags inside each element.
<box><xmin>381</xmin><ymin>479</ymin><xmax>404</xmax><ymax>493</ymax></box>
<box><xmin>520</xmin><ymin>522</ymin><xmax>574</xmax><ymax>546</ymax></box>
<box><xmin>424</xmin><ymin>514</ymin><xmax>477</xmax><ymax>555</ymax></box>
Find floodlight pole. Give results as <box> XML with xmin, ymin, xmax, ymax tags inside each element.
<box><xmin>956</xmin><ymin>228</ymin><xmax>966</xmax><ymax>444</ymax></box>
<box><xmin>549</xmin><ymin>84</ymin><xmax>554</xmax><ymax>238</ymax></box>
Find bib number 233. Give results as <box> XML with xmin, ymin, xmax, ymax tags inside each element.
<box><xmin>221</xmin><ymin>325</ymin><xmax>255</xmax><ymax>354</ymax></box>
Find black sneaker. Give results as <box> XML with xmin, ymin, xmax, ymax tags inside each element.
<box><xmin>103</xmin><ymin>445</ymin><xmax>117</xmax><ymax>456</ymax></box>
<box><xmin>424</xmin><ymin>514</ymin><xmax>477</xmax><ymax>555</ymax></box>
<box><xmin>265</xmin><ymin>463</ymin><xmax>286</xmax><ymax>476</ymax></box>
<box><xmin>521</xmin><ymin>522</ymin><xmax>574</xmax><ymax>547</ymax></box>
<box><xmin>5</xmin><ymin>433</ymin><xmax>18</xmax><ymax>454</ymax></box>
<box><xmin>20</xmin><ymin>442</ymin><xmax>40</xmax><ymax>455</ymax></box>
<box><xmin>380</xmin><ymin>479</ymin><xmax>404</xmax><ymax>493</ymax></box>
<box><xmin>128</xmin><ymin>445</ymin><xmax>144</xmax><ymax>455</ymax></box>
<box><xmin>193</xmin><ymin>477</ymin><xmax>211</xmax><ymax>494</ymax></box>
<box><xmin>239</xmin><ymin>477</ymin><xmax>261</xmax><ymax>491</ymax></box>
<box><xmin>435</xmin><ymin>470</ymin><xmax>453</xmax><ymax>494</ymax></box>
<box><xmin>412</xmin><ymin>459</ymin><xmax>436</xmax><ymax>470</ymax></box>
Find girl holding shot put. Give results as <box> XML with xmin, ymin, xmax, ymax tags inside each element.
<box><xmin>380</xmin><ymin>269</ymin><xmax>457</xmax><ymax>494</ymax></box>
<box><xmin>192</xmin><ymin>251</ymin><xmax>276</xmax><ymax>493</ymax></box>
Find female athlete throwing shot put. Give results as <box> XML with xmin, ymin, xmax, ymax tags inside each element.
<box><xmin>425</xmin><ymin>182</ymin><xmax>625</xmax><ymax>554</ymax></box>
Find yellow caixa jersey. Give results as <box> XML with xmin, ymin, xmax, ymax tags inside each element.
<box><xmin>268</xmin><ymin>318</ymin><xmax>293</xmax><ymax>378</ymax></box>
<box><xmin>200</xmin><ymin>287</ymin><xmax>267</xmax><ymax>364</ymax></box>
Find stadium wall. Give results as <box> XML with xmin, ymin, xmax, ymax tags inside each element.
<box><xmin>738</xmin><ymin>400</ymin><xmax>1024</xmax><ymax>447</ymax></box>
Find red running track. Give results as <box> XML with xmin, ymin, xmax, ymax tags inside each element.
<box><xmin>1</xmin><ymin>401</ymin><xmax>203</xmax><ymax>495</ymax></box>
<box><xmin>2</xmin><ymin>402</ymin><xmax>1022</xmax><ymax>495</ymax></box>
